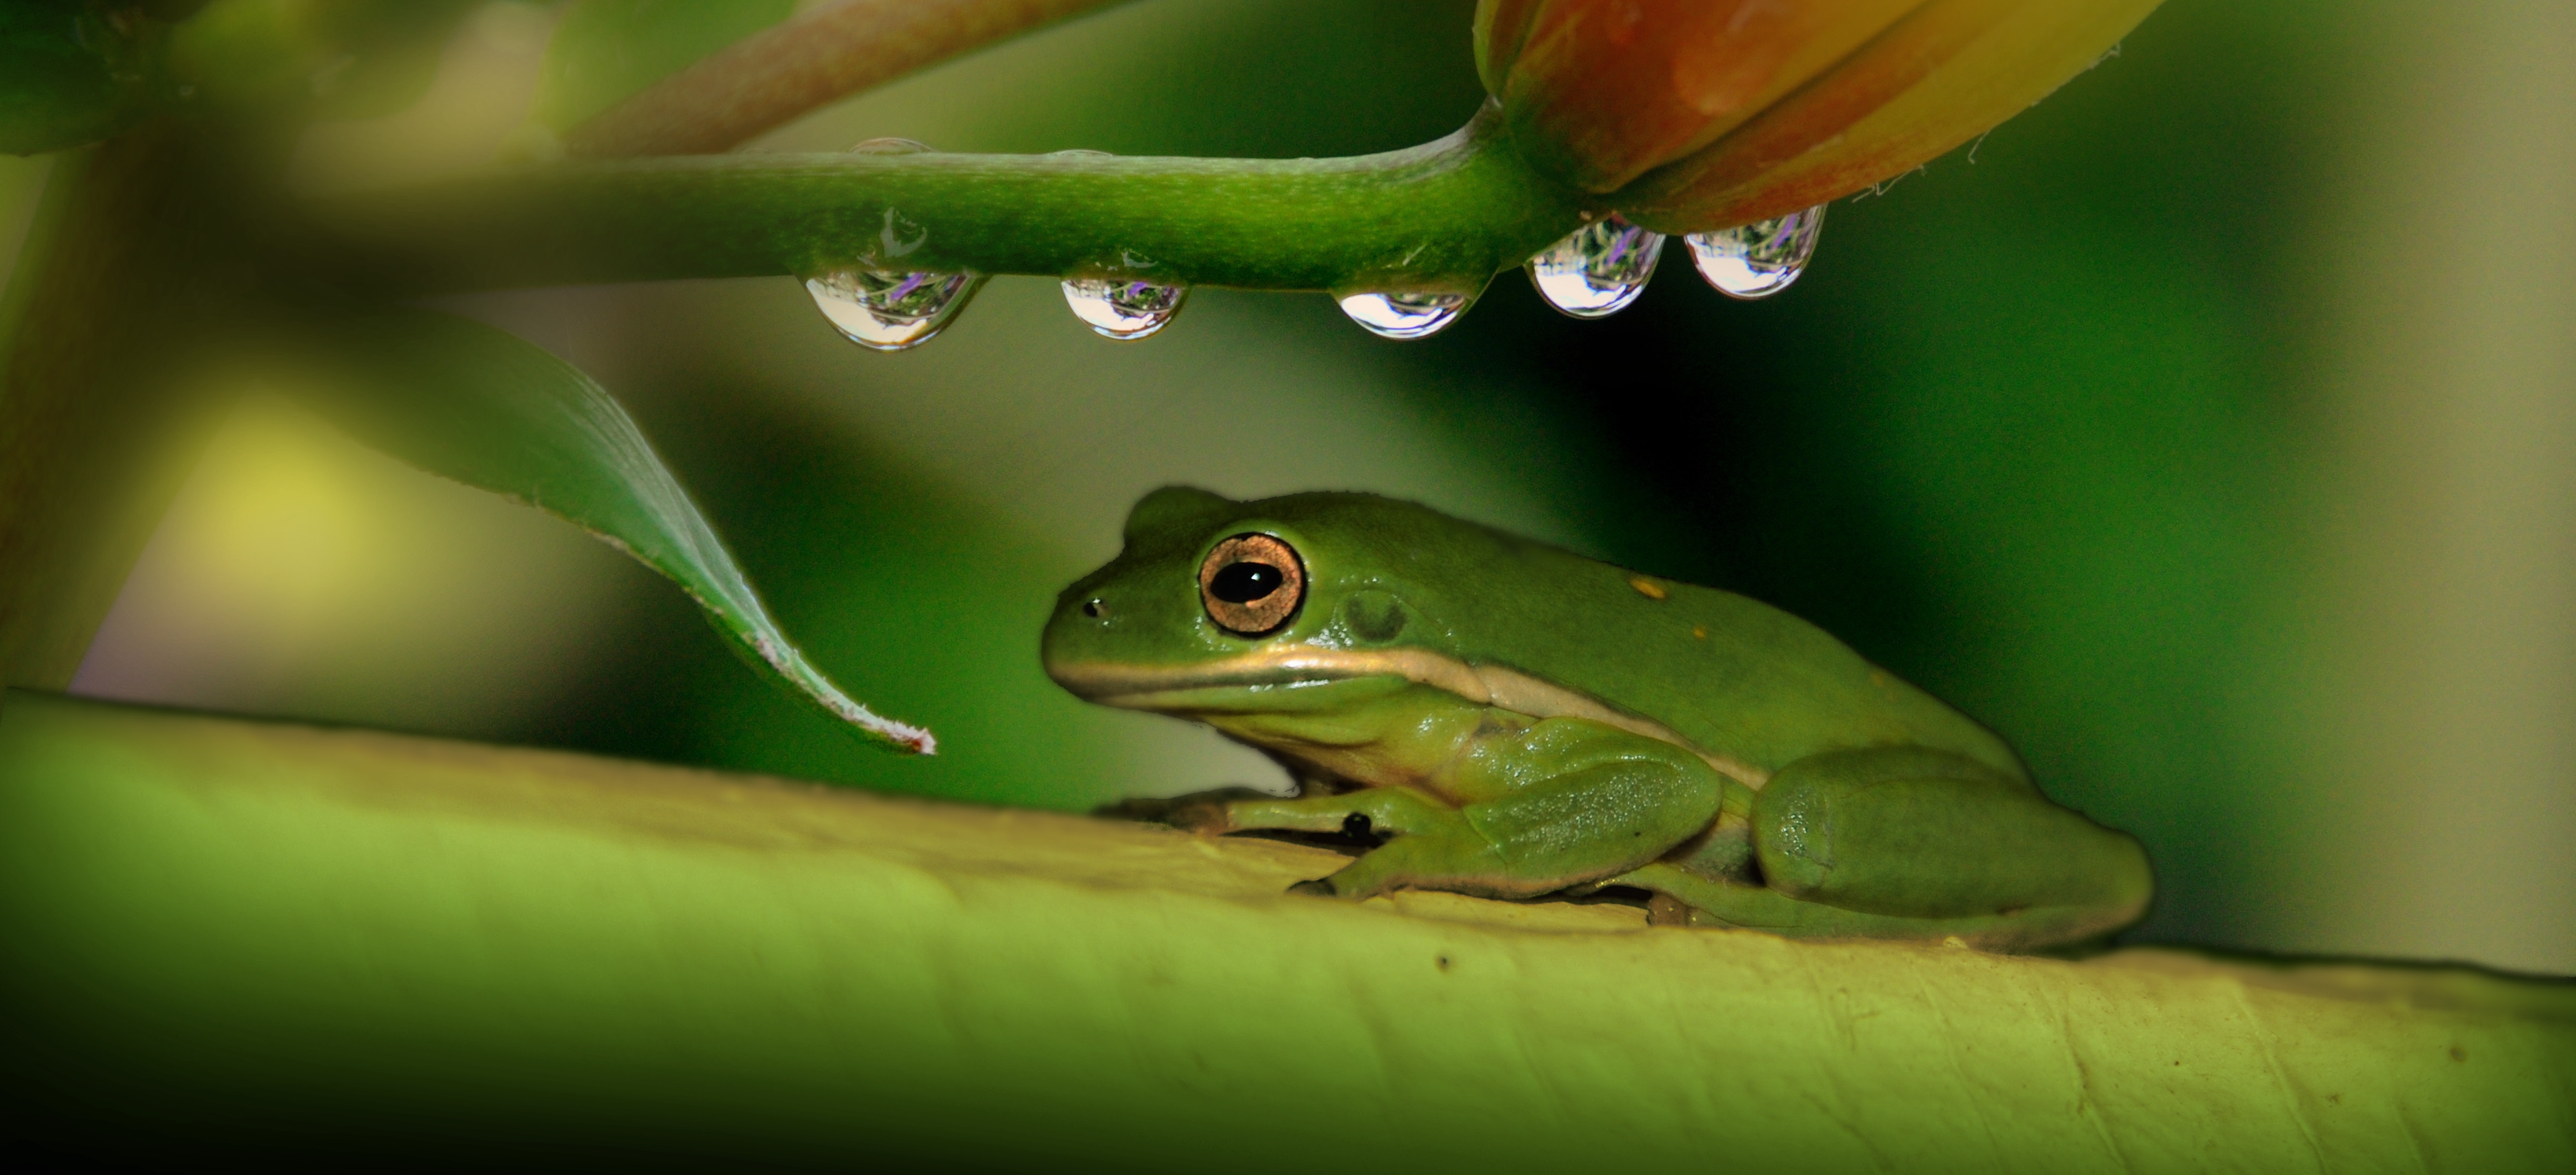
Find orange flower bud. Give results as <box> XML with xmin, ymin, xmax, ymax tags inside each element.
<box><xmin>1478</xmin><ymin>0</ymin><xmax>2166</xmax><ymax>232</ymax></box>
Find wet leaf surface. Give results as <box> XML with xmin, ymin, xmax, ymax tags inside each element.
<box><xmin>1</xmin><ymin>690</ymin><xmax>2566</xmax><ymax>1169</ymax></box>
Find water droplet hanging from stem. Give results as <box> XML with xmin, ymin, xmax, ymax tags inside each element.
<box><xmin>1684</xmin><ymin>205</ymin><xmax>1826</xmax><ymax>299</ymax></box>
<box><xmin>1063</xmin><ymin>276</ymin><xmax>1188</xmax><ymax>340</ymax></box>
<box><xmin>805</xmin><ymin>265</ymin><xmax>985</xmax><ymax>351</ymax></box>
<box><xmin>1336</xmin><ymin>290</ymin><xmax>1477</xmax><ymax>340</ymax></box>
<box><xmin>1526</xmin><ymin>213</ymin><xmax>1664</xmax><ymax>319</ymax></box>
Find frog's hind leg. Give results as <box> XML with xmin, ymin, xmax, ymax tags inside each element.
<box><xmin>1620</xmin><ymin>746</ymin><xmax>2153</xmax><ymax>952</ymax></box>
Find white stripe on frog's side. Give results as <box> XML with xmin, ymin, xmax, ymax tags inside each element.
<box><xmin>1049</xmin><ymin>647</ymin><xmax>1773</xmax><ymax>788</ymax></box>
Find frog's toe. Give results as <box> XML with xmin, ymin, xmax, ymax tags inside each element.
<box><xmin>1285</xmin><ymin>878</ymin><xmax>1338</xmax><ymax>898</ymax></box>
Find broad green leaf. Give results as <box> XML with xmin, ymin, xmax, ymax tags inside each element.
<box><xmin>290</xmin><ymin>305</ymin><xmax>932</xmax><ymax>752</ymax></box>
<box><xmin>536</xmin><ymin>0</ymin><xmax>800</xmax><ymax>132</ymax></box>
<box><xmin>2</xmin><ymin>689</ymin><xmax>2570</xmax><ymax>1167</ymax></box>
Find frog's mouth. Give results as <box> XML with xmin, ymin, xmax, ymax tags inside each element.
<box><xmin>1047</xmin><ymin>646</ymin><xmax>1771</xmax><ymax>787</ymax></box>
<box><xmin>1045</xmin><ymin>647</ymin><xmax>1486</xmax><ymax>710</ymax></box>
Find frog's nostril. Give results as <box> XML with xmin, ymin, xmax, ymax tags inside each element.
<box><xmin>1082</xmin><ymin>599</ymin><xmax>1107</xmax><ymax>619</ymax></box>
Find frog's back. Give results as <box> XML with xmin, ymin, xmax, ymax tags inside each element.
<box><xmin>1276</xmin><ymin>494</ymin><xmax>2026</xmax><ymax>783</ymax></box>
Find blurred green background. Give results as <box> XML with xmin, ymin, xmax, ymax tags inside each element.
<box><xmin>17</xmin><ymin>0</ymin><xmax>2571</xmax><ymax>972</ymax></box>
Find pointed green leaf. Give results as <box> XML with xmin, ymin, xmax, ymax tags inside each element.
<box><xmin>290</xmin><ymin>304</ymin><xmax>933</xmax><ymax>753</ymax></box>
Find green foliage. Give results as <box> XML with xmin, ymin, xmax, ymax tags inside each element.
<box><xmin>0</xmin><ymin>1</ymin><xmax>150</xmax><ymax>154</ymax></box>
<box><xmin>165</xmin><ymin>0</ymin><xmax>475</xmax><ymax>117</ymax></box>
<box><xmin>0</xmin><ymin>0</ymin><xmax>509</xmax><ymax>152</ymax></box>
<box><xmin>288</xmin><ymin>305</ymin><xmax>932</xmax><ymax>752</ymax></box>
<box><xmin>536</xmin><ymin>0</ymin><xmax>799</xmax><ymax>132</ymax></box>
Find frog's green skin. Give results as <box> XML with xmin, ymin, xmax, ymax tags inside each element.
<box><xmin>1042</xmin><ymin>488</ymin><xmax>2153</xmax><ymax>950</ymax></box>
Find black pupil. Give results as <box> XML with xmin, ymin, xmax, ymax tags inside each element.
<box><xmin>1209</xmin><ymin>561</ymin><xmax>1284</xmax><ymax>603</ymax></box>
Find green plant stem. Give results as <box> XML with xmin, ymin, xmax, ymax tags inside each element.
<box><xmin>0</xmin><ymin>125</ymin><xmax>223</xmax><ymax>690</ymax></box>
<box><xmin>565</xmin><ymin>0</ymin><xmax>1142</xmax><ymax>158</ymax></box>
<box><xmin>314</xmin><ymin>108</ymin><xmax>1591</xmax><ymax>296</ymax></box>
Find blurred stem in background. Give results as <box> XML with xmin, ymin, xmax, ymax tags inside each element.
<box><xmin>556</xmin><ymin>0</ymin><xmax>1138</xmax><ymax>157</ymax></box>
<box><xmin>0</xmin><ymin>125</ymin><xmax>220</xmax><ymax>690</ymax></box>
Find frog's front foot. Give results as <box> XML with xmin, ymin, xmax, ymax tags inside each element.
<box><xmin>1166</xmin><ymin>801</ymin><xmax>1384</xmax><ymax>843</ymax></box>
<box><xmin>1285</xmin><ymin>878</ymin><xmax>1338</xmax><ymax>898</ymax></box>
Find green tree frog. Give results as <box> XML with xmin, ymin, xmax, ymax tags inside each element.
<box><xmin>1044</xmin><ymin>488</ymin><xmax>2151</xmax><ymax>950</ymax></box>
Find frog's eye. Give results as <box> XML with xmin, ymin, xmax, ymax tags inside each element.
<box><xmin>1198</xmin><ymin>533</ymin><xmax>1305</xmax><ymax>637</ymax></box>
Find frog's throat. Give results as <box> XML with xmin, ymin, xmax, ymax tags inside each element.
<box><xmin>1049</xmin><ymin>647</ymin><xmax>1771</xmax><ymax>788</ymax></box>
